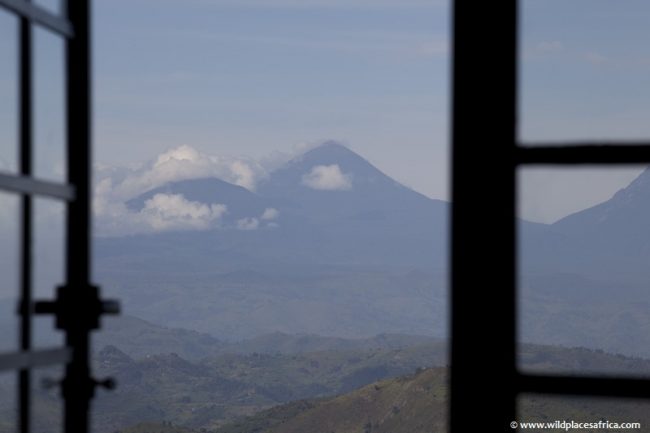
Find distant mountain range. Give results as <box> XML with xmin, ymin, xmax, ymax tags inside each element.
<box><xmin>93</xmin><ymin>142</ymin><xmax>650</xmax><ymax>356</ymax></box>
<box><xmin>87</xmin><ymin>340</ymin><xmax>650</xmax><ymax>433</ymax></box>
<box><xmin>209</xmin><ymin>364</ymin><xmax>650</xmax><ymax>433</ymax></box>
<box><xmin>100</xmin><ymin>142</ymin><xmax>446</xmax><ymax>268</ymax></box>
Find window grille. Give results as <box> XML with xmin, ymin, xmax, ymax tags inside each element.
<box><xmin>0</xmin><ymin>2</ymin><xmax>119</xmax><ymax>433</ymax></box>
<box><xmin>451</xmin><ymin>2</ymin><xmax>650</xmax><ymax>432</ymax></box>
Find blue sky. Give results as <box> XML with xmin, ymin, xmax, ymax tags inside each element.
<box><xmin>2</xmin><ymin>0</ymin><xmax>650</xmax><ymax>222</ymax></box>
<box><xmin>93</xmin><ymin>0</ymin><xmax>449</xmax><ymax>201</ymax></box>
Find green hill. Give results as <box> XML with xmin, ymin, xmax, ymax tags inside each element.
<box><xmin>96</xmin><ymin>340</ymin><xmax>650</xmax><ymax>433</ymax></box>
<box><xmin>93</xmin><ymin>342</ymin><xmax>443</xmax><ymax>432</ymax></box>
<box><xmin>216</xmin><ymin>367</ymin><xmax>446</xmax><ymax>433</ymax></box>
<box><xmin>4</xmin><ymin>335</ymin><xmax>650</xmax><ymax>433</ymax></box>
<box><xmin>215</xmin><ymin>368</ymin><xmax>650</xmax><ymax>433</ymax></box>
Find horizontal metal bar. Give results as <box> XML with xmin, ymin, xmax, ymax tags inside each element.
<box><xmin>516</xmin><ymin>144</ymin><xmax>650</xmax><ymax>165</ymax></box>
<box><xmin>0</xmin><ymin>347</ymin><xmax>71</xmax><ymax>371</ymax></box>
<box><xmin>0</xmin><ymin>173</ymin><xmax>75</xmax><ymax>200</ymax></box>
<box><xmin>0</xmin><ymin>0</ymin><xmax>73</xmax><ymax>37</ymax></box>
<box><xmin>518</xmin><ymin>373</ymin><xmax>650</xmax><ymax>399</ymax></box>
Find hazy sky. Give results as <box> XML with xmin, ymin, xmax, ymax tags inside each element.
<box><xmin>2</xmin><ymin>0</ymin><xmax>650</xmax><ymax>223</ymax></box>
<box><xmin>92</xmin><ymin>0</ymin><xmax>448</xmax><ymax>203</ymax></box>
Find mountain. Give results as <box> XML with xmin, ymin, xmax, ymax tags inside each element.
<box><xmin>100</xmin><ymin>142</ymin><xmax>446</xmax><ymax>268</ymax></box>
<box><xmin>84</xmin><ymin>341</ymin><xmax>650</xmax><ymax>433</ymax></box>
<box><xmin>214</xmin><ymin>367</ymin><xmax>448</xmax><ymax>433</ymax></box>
<box><xmin>127</xmin><ymin>177</ymin><xmax>273</xmax><ymax>225</ymax></box>
<box><xmin>93</xmin><ymin>143</ymin><xmax>650</xmax><ymax>355</ymax></box>
<box><xmin>519</xmin><ymin>167</ymin><xmax>650</xmax><ymax>282</ymax></box>
<box><xmin>226</xmin><ymin>332</ymin><xmax>438</xmax><ymax>355</ymax></box>
<box><xmin>91</xmin><ymin>340</ymin><xmax>444</xmax><ymax>433</ymax></box>
<box><xmin>94</xmin><ymin>142</ymin><xmax>447</xmax><ymax>341</ymax></box>
<box><xmin>515</xmin><ymin>168</ymin><xmax>650</xmax><ymax>356</ymax></box>
<box><xmin>213</xmin><ymin>366</ymin><xmax>650</xmax><ymax>433</ymax></box>
<box><xmin>126</xmin><ymin>339</ymin><xmax>650</xmax><ymax>433</ymax></box>
<box><xmin>258</xmin><ymin>141</ymin><xmax>443</xmax><ymax>219</ymax></box>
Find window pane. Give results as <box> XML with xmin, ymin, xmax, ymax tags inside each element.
<box><xmin>519</xmin><ymin>0</ymin><xmax>650</xmax><ymax>144</ymax></box>
<box><xmin>34</xmin><ymin>0</ymin><xmax>62</xmax><ymax>16</ymax></box>
<box><xmin>518</xmin><ymin>394</ymin><xmax>650</xmax><ymax>430</ymax></box>
<box><xmin>0</xmin><ymin>373</ymin><xmax>16</xmax><ymax>433</ymax></box>
<box><xmin>0</xmin><ymin>193</ymin><xmax>19</xmax><ymax>352</ymax></box>
<box><xmin>517</xmin><ymin>166</ymin><xmax>650</xmax><ymax>377</ymax></box>
<box><xmin>0</xmin><ymin>10</ymin><xmax>18</xmax><ymax>175</ymax></box>
<box><xmin>34</xmin><ymin>27</ymin><xmax>66</xmax><ymax>183</ymax></box>
<box><xmin>91</xmin><ymin>0</ymin><xmax>449</xmax><ymax>431</ymax></box>
<box><xmin>33</xmin><ymin>197</ymin><xmax>65</xmax><ymax>348</ymax></box>
<box><xmin>32</xmin><ymin>365</ymin><xmax>63</xmax><ymax>433</ymax></box>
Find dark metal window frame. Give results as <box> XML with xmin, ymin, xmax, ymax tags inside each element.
<box><xmin>450</xmin><ymin>1</ymin><xmax>650</xmax><ymax>432</ymax></box>
<box><xmin>0</xmin><ymin>2</ymin><xmax>118</xmax><ymax>433</ymax></box>
<box><xmin>2</xmin><ymin>1</ymin><xmax>647</xmax><ymax>432</ymax></box>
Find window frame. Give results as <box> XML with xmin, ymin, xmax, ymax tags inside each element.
<box><xmin>450</xmin><ymin>1</ymin><xmax>650</xmax><ymax>432</ymax></box>
<box><xmin>0</xmin><ymin>2</ymin><xmax>118</xmax><ymax>433</ymax></box>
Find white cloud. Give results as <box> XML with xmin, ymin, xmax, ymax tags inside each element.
<box><xmin>93</xmin><ymin>145</ymin><xmax>269</xmax><ymax>236</ymax></box>
<box><xmin>236</xmin><ymin>217</ymin><xmax>259</xmax><ymax>230</ymax></box>
<box><xmin>261</xmin><ymin>208</ymin><xmax>279</xmax><ymax>220</ymax></box>
<box><xmin>236</xmin><ymin>208</ymin><xmax>279</xmax><ymax>231</ymax></box>
<box><xmin>103</xmin><ymin>144</ymin><xmax>265</xmax><ymax>203</ymax></box>
<box><xmin>94</xmin><ymin>192</ymin><xmax>227</xmax><ymax>236</ymax></box>
<box><xmin>302</xmin><ymin>164</ymin><xmax>352</xmax><ymax>191</ymax></box>
<box><xmin>141</xmin><ymin>193</ymin><xmax>227</xmax><ymax>231</ymax></box>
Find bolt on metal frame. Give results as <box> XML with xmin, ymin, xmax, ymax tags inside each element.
<box><xmin>451</xmin><ymin>1</ymin><xmax>650</xmax><ymax>432</ymax></box>
<box><xmin>0</xmin><ymin>1</ymin><xmax>119</xmax><ymax>433</ymax></box>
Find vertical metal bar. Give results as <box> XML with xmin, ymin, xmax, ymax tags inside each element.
<box><xmin>66</xmin><ymin>0</ymin><xmax>90</xmax><ymax>287</ymax></box>
<box><xmin>449</xmin><ymin>1</ymin><xmax>519</xmax><ymax>432</ymax></box>
<box><xmin>18</xmin><ymin>6</ymin><xmax>32</xmax><ymax>433</ymax></box>
<box><xmin>63</xmin><ymin>0</ymin><xmax>93</xmax><ymax>432</ymax></box>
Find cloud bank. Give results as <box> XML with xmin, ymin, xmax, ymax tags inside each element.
<box><xmin>141</xmin><ymin>194</ymin><xmax>227</xmax><ymax>231</ymax></box>
<box><xmin>93</xmin><ymin>145</ymin><xmax>297</xmax><ymax>236</ymax></box>
<box><xmin>301</xmin><ymin>164</ymin><xmax>352</xmax><ymax>191</ymax></box>
<box><xmin>94</xmin><ymin>144</ymin><xmax>267</xmax><ymax>236</ymax></box>
<box><xmin>104</xmin><ymin>144</ymin><xmax>264</xmax><ymax>201</ymax></box>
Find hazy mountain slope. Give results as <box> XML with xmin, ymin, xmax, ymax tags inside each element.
<box><xmin>516</xmin><ymin>168</ymin><xmax>650</xmax><ymax>355</ymax></box>
<box><xmin>226</xmin><ymin>332</ymin><xmax>438</xmax><ymax>355</ymax></box>
<box><xmin>7</xmin><ymin>339</ymin><xmax>649</xmax><ymax>433</ymax></box>
<box><xmin>218</xmin><ymin>368</ymin><xmax>447</xmax><ymax>433</ymax></box>
<box><xmin>257</xmin><ymin>142</ymin><xmax>445</xmax><ymax>222</ymax></box>
<box><xmin>97</xmin><ymin>315</ymin><xmax>225</xmax><ymax>360</ymax></box>
<box><xmin>127</xmin><ymin>177</ymin><xmax>273</xmax><ymax>224</ymax></box>
<box><xmin>0</xmin><ymin>311</ymin><xmax>226</xmax><ymax>361</ymax></box>
<box><xmin>92</xmin><ymin>342</ymin><xmax>444</xmax><ymax>433</ymax></box>
<box><xmin>95</xmin><ymin>341</ymin><xmax>650</xmax><ymax>433</ymax></box>
<box><xmin>93</xmin><ymin>144</ymin><xmax>650</xmax><ymax>356</ymax></box>
<box><xmin>521</xmin><ymin>167</ymin><xmax>650</xmax><ymax>283</ymax></box>
<box><xmin>96</xmin><ymin>266</ymin><xmax>445</xmax><ymax>341</ymax></box>
<box><xmin>97</xmin><ymin>142</ymin><xmax>445</xmax><ymax>268</ymax></box>
<box><xmin>215</xmin><ymin>366</ymin><xmax>650</xmax><ymax>433</ymax></box>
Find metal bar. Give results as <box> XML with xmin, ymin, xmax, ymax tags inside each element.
<box><xmin>63</xmin><ymin>0</ymin><xmax>94</xmax><ymax>432</ymax></box>
<box><xmin>516</xmin><ymin>145</ymin><xmax>650</xmax><ymax>165</ymax></box>
<box><xmin>0</xmin><ymin>173</ymin><xmax>75</xmax><ymax>200</ymax></box>
<box><xmin>450</xmin><ymin>0</ymin><xmax>519</xmax><ymax>432</ymax></box>
<box><xmin>518</xmin><ymin>374</ymin><xmax>650</xmax><ymax>399</ymax></box>
<box><xmin>0</xmin><ymin>0</ymin><xmax>73</xmax><ymax>37</ymax></box>
<box><xmin>18</xmin><ymin>7</ymin><xmax>32</xmax><ymax>433</ymax></box>
<box><xmin>0</xmin><ymin>348</ymin><xmax>71</xmax><ymax>372</ymax></box>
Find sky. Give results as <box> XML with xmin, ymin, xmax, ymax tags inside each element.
<box><xmin>2</xmin><ymin>0</ymin><xmax>650</xmax><ymax>223</ymax></box>
<box><xmin>92</xmin><ymin>0</ymin><xmax>449</xmax><ymax>205</ymax></box>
